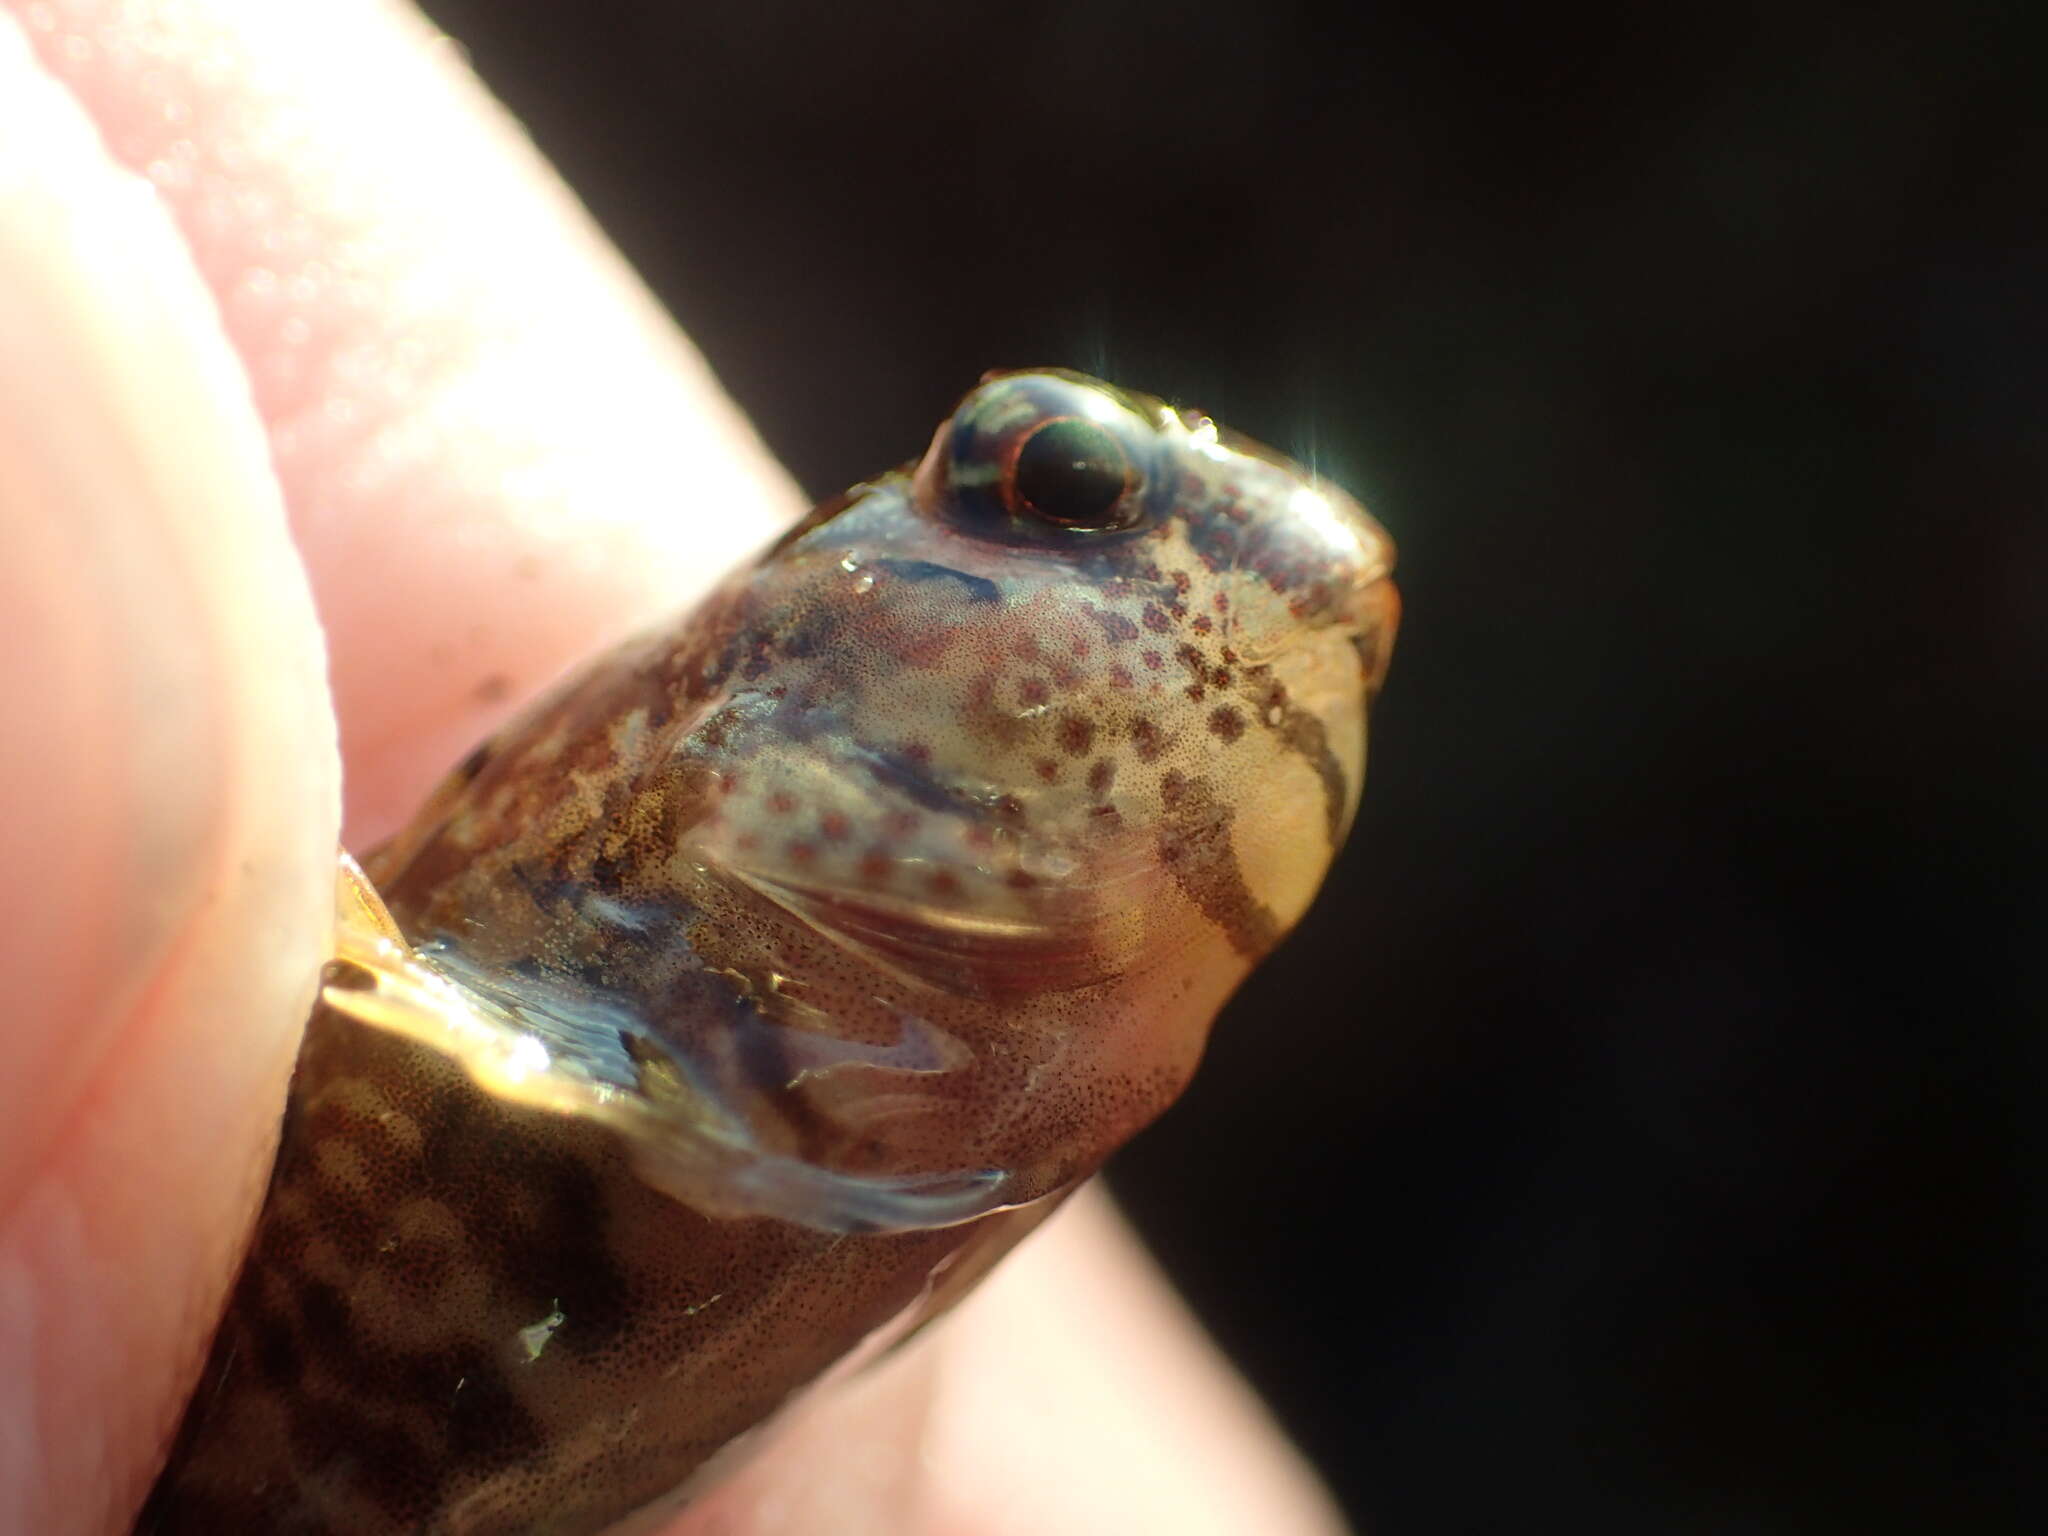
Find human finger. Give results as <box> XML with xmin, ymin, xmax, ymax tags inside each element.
<box><xmin>0</xmin><ymin>13</ymin><xmax>336</xmax><ymax>1529</ymax></box>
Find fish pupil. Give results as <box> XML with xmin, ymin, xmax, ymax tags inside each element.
<box><xmin>1009</xmin><ymin>417</ymin><xmax>1131</xmax><ymax>527</ymax></box>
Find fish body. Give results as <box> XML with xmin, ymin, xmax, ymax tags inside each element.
<box><xmin>138</xmin><ymin>371</ymin><xmax>1397</xmax><ymax>1534</ymax></box>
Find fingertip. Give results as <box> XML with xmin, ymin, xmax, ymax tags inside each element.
<box><xmin>0</xmin><ymin>10</ymin><xmax>336</xmax><ymax>1524</ymax></box>
<box><xmin>920</xmin><ymin>1187</ymin><xmax>1351</xmax><ymax>1536</ymax></box>
<box><xmin>16</xmin><ymin>0</ymin><xmax>804</xmax><ymax>845</ymax></box>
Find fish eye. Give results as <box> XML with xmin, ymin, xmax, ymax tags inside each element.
<box><xmin>1009</xmin><ymin>417</ymin><xmax>1133</xmax><ymax>527</ymax></box>
<box><xmin>917</xmin><ymin>371</ymin><xmax>1156</xmax><ymax>542</ymax></box>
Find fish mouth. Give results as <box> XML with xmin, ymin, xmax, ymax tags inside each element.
<box><xmin>1350</xmin><ymin>574</ymin><xmax>1401</xmax><ymax>697</ymax></box>
<box><xmin>1277</xmin><ymin>477</ymin><xmax>1398</xmax><ymax>623</ymax></box>
<box><xmin>719</xmin><ymin>864</ymin><xmax>1131</xmax><ymax>1001</ymax></box>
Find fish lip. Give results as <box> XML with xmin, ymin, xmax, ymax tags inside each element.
<box><xmin>1350</xmin><ymin>573</ymin><xmax>1401</xmax><ymax>695</ymax></box>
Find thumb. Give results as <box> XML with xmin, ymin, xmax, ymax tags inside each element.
<box><xmin>0</xmin><ymin>13</ymin><xmax>337</xmax><ymax>1530</ymax></box>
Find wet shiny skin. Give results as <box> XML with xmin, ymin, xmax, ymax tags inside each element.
<box><xmin>138</xmin><ymin>371</ymin><xmax>1397</xmax><ymax>1535</ymax></box>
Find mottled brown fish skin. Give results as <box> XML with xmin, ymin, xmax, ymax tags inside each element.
<box><xmin>136</xmin><ymin>1007</ymin><xmax>1041</xmax><ymax>1535</ymax></box>
<box><xmin>137</xmin><ymin>371</ymin><xmax>1396</xmax><ymax>1534</ymax></box>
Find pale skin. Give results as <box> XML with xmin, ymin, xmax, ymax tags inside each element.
<box><xmin>0</xmin><ymin>2</ymin><xmax>1347</xmax><ymax>1533</ymax></box>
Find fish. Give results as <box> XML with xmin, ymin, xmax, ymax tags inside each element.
<box><xmin>135</xmin><ymin>369</ymin><xmax>1399</xmax><ymax>1535</ymax></box>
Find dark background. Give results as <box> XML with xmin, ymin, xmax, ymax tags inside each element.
<box><xmin>417</xmin><ymin>3</ymin><xmax>2042</xmax><ymax>1530</ymax></box>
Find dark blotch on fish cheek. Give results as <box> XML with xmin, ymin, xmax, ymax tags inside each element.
<box><xmin>1154</xmin><ymin>769</ymin><xmax>1282</xmax><ymax>960</ymax></box>
<box><xmin>1270</xmin><ymin>703</ymin><xmax>1349</xmax><ymax>844</ymax></box>
<box><xmin>1081</xmin><ymin>603</ymin><xmax>1140</xmax><ymax>644</ymax></box>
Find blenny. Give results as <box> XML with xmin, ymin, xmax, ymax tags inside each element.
<box><xmin>138</xmin><ymin>369</ymin><xmax>1398</xmax><ymax>1534</ymax></box>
